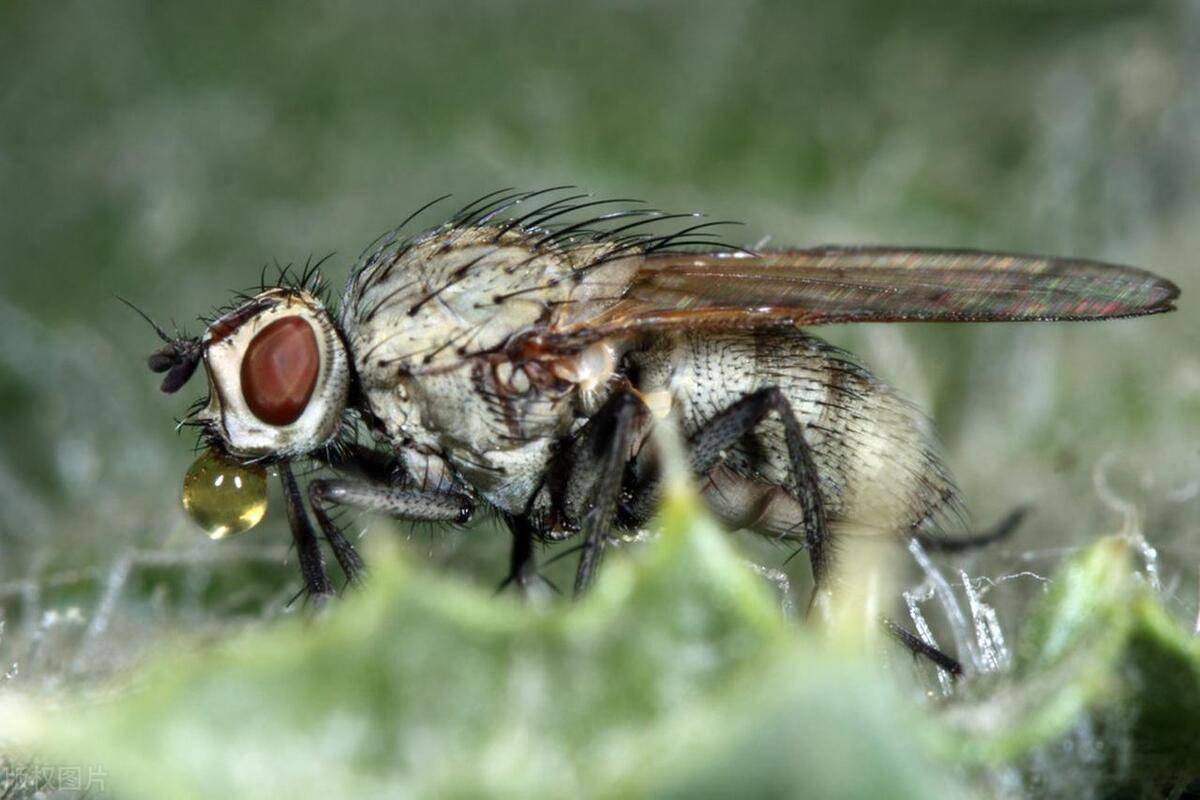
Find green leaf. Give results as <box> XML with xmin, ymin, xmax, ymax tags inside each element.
<box><xmin>12</xmin><ymin>485</ymin><xmax>962</xmax><ymax>799</ymax></box>
<box><xmin>938</xmin><ymin>535</ymin><xmax>1200</xmax><ymax>793</ymax></box>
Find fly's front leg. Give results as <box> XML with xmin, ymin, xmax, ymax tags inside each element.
<box><xmin>280</xmin><ymin>462</ymin><xmax>334</xmax><ymax>604</ymax></box>
<box><xmin>308</xmin><ymin>478</ymin><xmax>474</xmax><ymax>585</ymax></box>
<box><xmin>561</xmin><ymin>390</ymin><xmax>648</xmax><ymax>597</ymax></box>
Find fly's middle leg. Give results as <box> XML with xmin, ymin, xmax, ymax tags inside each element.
<box><xmin>496</xmin><ymin>514</ymin><xmax>547</xmax><ymax>597</ymax></box>
<box><xmin>553</xmin><ymin>389</ymin><xmax>649</xmax><ymax>597</ymax></box>
<box><xmin>307</xmin><ymin>478</ymin><xmax>474</xmax><ymax>586</ymax></box>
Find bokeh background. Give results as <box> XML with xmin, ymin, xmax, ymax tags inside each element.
<box><xmin>1</xmin><ymin>0</ymin><xmax>1197</xmax><ymax>681</ymax></box>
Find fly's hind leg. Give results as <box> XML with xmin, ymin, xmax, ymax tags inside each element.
<box><xmin>882</xmin><ymin>618</ymin><xmax>963</xmax><ymax>677</ymax></box>
<box><xmin>616</xmin><ymin>387</ymin><xmax>965</xmax><ymax>675</ymax></box>
<box><xmin>625</xmin><ymin>386</ymin><xmax>832</xmax><ymax>589</ymax></box>
<box><xmin>913</xmin><ymin>505</ymin><xmax>1029</xmax><ymax>553</ymax></box>
<box><xmin>690</xmin><ymin>387</ymin><xmax>830</xmax><ymax>583</ymax></box>
<box><xmin>308</xmin><ymin>478</ymin><xmax>474</xmax><ymax>586</ymax></box>
<box><xmin>739</xmin><ymin>552</ymin><xmax>963</xmax><ymax>676</ymax></box>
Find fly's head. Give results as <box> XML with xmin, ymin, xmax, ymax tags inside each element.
<box><xmin>147</xmin><ymin>286</ymin><xmax>350</xmax><ymax>460</ymax></box>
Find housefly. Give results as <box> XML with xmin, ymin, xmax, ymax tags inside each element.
<box><xmin>135</xmin><ymin>188</ymin><xmax>1179</xmax><ymax>639</ymax></box>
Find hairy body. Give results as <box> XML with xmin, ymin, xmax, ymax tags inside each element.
<box><xmin>628</xmin><ymin>331</ymin><xmax>956</xmax><ymax>539</ymax></box>
<box><xmin>142</xmin><ymin>189</ymin><xmax>1177</xmax><ymax>626</ymax></box>
<box><xmin>338</xmin><ymin>224</ymin><xmax>956</xmax><ymax>546</ymax></box>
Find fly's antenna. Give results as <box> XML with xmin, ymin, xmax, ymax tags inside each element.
<box><xmin>117</xmin><ymin>294</ymin><xmax>174</xmax><ymax>343</ymax></box>
<box><xmin>117</xmin><ymin>295</ymin><xmax>204</xmax><ymax>394</ymax></box>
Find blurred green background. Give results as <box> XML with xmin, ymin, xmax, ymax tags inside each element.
<box><xmin>0</xmin><ymin>0</ymin><xmax>1197</xmax><ymax>674</ymax></box>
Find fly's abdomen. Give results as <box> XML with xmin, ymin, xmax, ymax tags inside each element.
<box><xmin>652</xmin><ymin>331</ymin><xmax>961</xmax><ymax>538</ymax></box>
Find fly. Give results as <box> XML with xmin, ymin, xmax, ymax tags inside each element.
<box><xmin>134</xmin><ymin>188</ymin><xmax>1179</xmax><ymax>670</ymax></box>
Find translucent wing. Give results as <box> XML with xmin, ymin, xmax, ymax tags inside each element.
<box><xmin>546</xmin><ymin>247</ymin><xmax>1178</xmax><ymax>345</ymax></box>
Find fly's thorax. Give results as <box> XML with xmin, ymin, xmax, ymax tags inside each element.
<box><xmin>358</xmin><ymin>352</ymin><xmax>585</xmax><ymax>513</ymax></box>
<box><xmin>340</xmin><ymin>225</ymin><xmax>637</xmax><ymax>510</ymax></box>
<box><xmin>197</xmin><ymin>288</ymin><xmax>350</xmax><ymax>458</ymax></box>
<box><xmin>341</xmin><ymin>226</ymin><xmax>639</xmax><ymax>385</ymax></box>
<box><xmin>342</xmin><ymin>227</ymin><xmax>575</xmax><ymax>378</ymax></box>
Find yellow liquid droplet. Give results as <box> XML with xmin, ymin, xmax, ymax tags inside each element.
<box><xmin>181</xmin><ymin>449</ymin><xmax>268</xmax><ymax>539</ymax></box>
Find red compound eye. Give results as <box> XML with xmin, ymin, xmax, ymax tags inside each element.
<box><xmin>240</xmin><ymin>317</ymin><xmax>320</xmax><ymax>425</ymax></box>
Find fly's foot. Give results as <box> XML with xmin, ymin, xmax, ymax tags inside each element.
<box><xmin>495</xmin><ymin>560</ymin><xmax>561</xmax><ymax>599</ymax></box>
<box><xmin>287</xmin><ymin>584</ymin><xmax>337</xmax><ymax>613</ymax></box>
